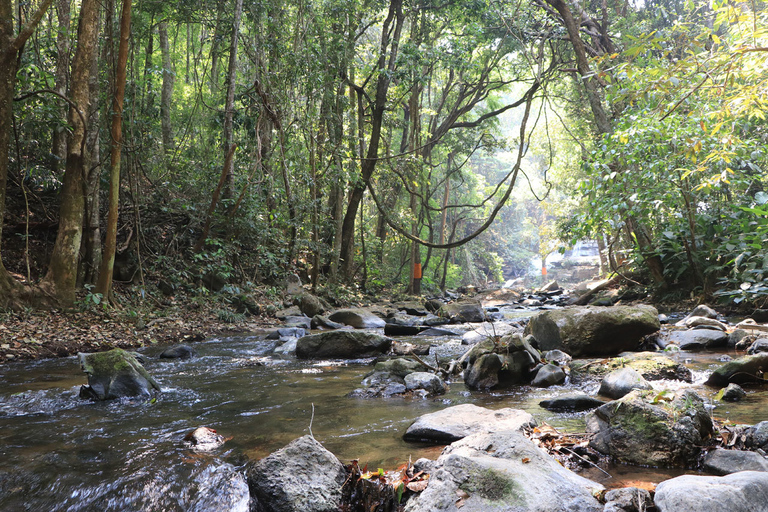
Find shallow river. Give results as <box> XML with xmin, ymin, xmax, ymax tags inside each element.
<box><xmin>1</xmin><ymin>322</ymin><xmax>767</xmax><ymax>511</ymax></box>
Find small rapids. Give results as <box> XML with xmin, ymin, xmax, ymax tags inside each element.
<box><xmin>0</xmin><ymin>321</ymin><xmax>764</xmax><ymax>510</ymax></box>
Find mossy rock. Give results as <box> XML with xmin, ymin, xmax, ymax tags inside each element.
<box><xmin>570</xmin><ymin>352</ymin><xmax>692</xmax><ymax>383</ymax></box>
<box><xmin>79</xmin><ymin>348</ymin><xmax>161</xmax><ymax>400</ymax></box>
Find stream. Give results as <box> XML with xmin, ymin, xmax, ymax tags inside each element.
<box><xmin>2</xmin><ymin>312</ymin><xmax>768</xmax><ymax>511</ymax></box>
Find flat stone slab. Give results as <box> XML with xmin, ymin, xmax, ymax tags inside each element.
<box><xmin>403</xmin><ymin>404</ymin><xmax>536</xmax><ymax>444</ymax></box>
<box><xmin>654</xmin><ymin>471</ymin><xmax>768</xmax><ymax>512</ymax></box>
<box><xmin>703</xmin><ymin>449</ymin><xmax>768</xmax><ymax>475</ymax></box>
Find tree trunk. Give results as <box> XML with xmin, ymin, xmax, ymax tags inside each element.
<box><xmin>51</xmin><ymin>0</ymin><xmax>70</xmax><ymax>174</ymax></box>
<box><xmin>222</xmin><ymin>0</ymin><xmax>243</xmax><ymax>200</ymax></box>
<box><xmin>95</xmin><ymin>0</ymin><xmax>131</xmax><ymax>299</ymax></box>
<box><xmin>159</xmin><ymin>20</ymin><xmax>174</xmax><ymax>165</ymax></box>
<box><xmin>42</xmin><ymin>0</ymin><xmax>100</xmax><ymax>307</ymax></box>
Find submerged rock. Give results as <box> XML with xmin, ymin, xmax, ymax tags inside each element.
<box><xmin>654</xmin><ymin>471</ymin><xmax>768</xmax><ymax>512</ymax></box>
<box><xmin>247</xmin><ymin>436</ymin><xmax>346</xmax><ymax>512</ymax></box>
<box><xmin>79</xmin><ymin>348</ymin><xmax>161</xmax><ymax>400</ymax></box>
<box><xmin>403</xmin><ymin>404</ymin><xmax>535</xmax><ymax>444</ymax></box>
<box><xmin>158</xmin><ymin>344</ymin><xmax>195</xmax><ymax>360</ymax></box>
<box><xmin>587</xmin><ymin>390</ymin><xmax>713</xmax><ymax>468</ymax></box>
<box><xmin>183</xmin><ymin>427</ymin><xmax>226</xmax><ymax>451</ymax></box>
<box><xmin>539</xmin><ymin>393</ymin><xmax>605</xmax><ymax>412</ymax></box>
<box><xmin>525</xmin><ymin>305</ymin><xmax>660</xmax><ymax>356</ymax></box>
<box><xmin>403</xmin><ymin>430</ymin><xmax>603</xmax><ymax>512</ymax></box>
<box><xmin>295</xmin><ymin>331</ymin><xmax>391</xmax><ymax>359</ymax></box>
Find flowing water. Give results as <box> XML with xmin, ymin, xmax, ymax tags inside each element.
<box><xmin>1</xmin><ymin>321</ymin><xmax>766</xmax><ymax>511</ymax></box>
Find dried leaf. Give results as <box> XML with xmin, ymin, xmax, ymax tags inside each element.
<box><xmin>522</xmin><ymin>457</ymin><xmax>531</xmax><ymax>464</ymax></box>
<box><xmin>407</xmin><ymin>480</ymin><xmax>428</xmax><ymax>492</ymax></box>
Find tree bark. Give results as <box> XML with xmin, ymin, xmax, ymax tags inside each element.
<box><xmin>95</xmin><ymin>0</ymin><xmax>131</xmax><ymax>299</ymax></box>
<box><xmin>222</xmin><ymin>0</ymin><xmax>243</xmax><ymax>200</ymax></box>
<box><xmin>51</xmin><ymin>0</ymin><xmax>70</xmax><ymax>174</ymax></box>
<box><xmin>42</xmin><ymin>0</ymin><xmax>100</xmax><ymax>307</ymax></box>
<box><xmin>159</xmin><ymin>20</ymin><xmax>174</xmax><ymax>165</ymax></box>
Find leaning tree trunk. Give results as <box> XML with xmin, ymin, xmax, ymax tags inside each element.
<box><xmin>159</xmin><ymin>20</ymin><xmax>174</xmax><ymax>166</ymax></box>
<box><xmin>221</xmin><ymin>0</ymin><xmax>243</xmax><ymax>200</ymax></box>
<box><xmin>43</xmin><ymin>0</ymin><xmax>100</xmax><ymax>307</ymax></box>
<box><xmin>51</xmin><ymin>0</ymin><xmax>70</xmax><ymax>174</ymax></box>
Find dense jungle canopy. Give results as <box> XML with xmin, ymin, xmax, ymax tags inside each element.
<box><xmin>0</xmin><ymin>0</ymin><xmax>766</xmax><ymax>310</ymax></box>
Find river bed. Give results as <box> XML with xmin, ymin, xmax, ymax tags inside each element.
<box><xmin>1</xmin><ymin>326</ymin><xmax>766</xmax><ymax>510</ymax></box>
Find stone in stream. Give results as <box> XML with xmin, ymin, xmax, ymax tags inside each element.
<box><xmin>437</xmin><ymin>299</ymin><xmax>486</xmax><ymax>323</ymax></box>
<box><xmin>78</xmin><ymin>348</ymin><xmax>161</xmax><ymax>400</ymax></box>
<box><xmin>284</xmin><ymin>315</ymin><xmax>312</xmax><ymax>330</ymax></box>
<box><xmin>384</xmin><ymin>323</ymin><xmax>429</xmax><ymax>336</ymax></box>
<box><xmin>744</xmin><ymin>421</ymin><xmax>768</xmax><ymax>450</ymax></box>
<box><xmin>295</xmin><ymin>331</ymin><xmax>392</xmax><ymax>359</ymax></box>
<box><xmin>404</xmin><ymin>372</ymin><xmax>446</xmax><ymax>395</ymax></box>
<box><xmin>371</xmin><ymin>357</ymin><xmax>422</xmax><ymax>377</ymax></box>
<box><xmin>702</xmin><ymin>448</ymin><xmax>768</xmax><ymax>475</ymax></box>
<box><xmin>248</xmin><ymin>435</ymin><xmax>346</xmax><ymax>512</ymax></box>
<box><xmin>296</xmin><ymin>293</ymin><xmax>329</xmax><ymax>317</ymax></box>
<box><xmin>531</xmin><ymin>363</ymin><xmax>566</xmax><ymax>387</ymax></box>
<box><xmin>654</xmin><ymin>471</ymin><xmax>768</xmax><ymax>512</ymax></box>
<box><xmin>667</xmin><ymin>329</ymin><xmax>728</xmax><ymax>350</ymax></box>
<box><xmin>586</xmin><ymin>389</ymin><xmax>713</xmax><ymax>468</ymax></box>
<box><xmin>461</xmin><ymin>322</ymin><xmax>516</xmax><ymax>345</ymax></box>
<box><xmin>539</xmin><ymin>393</ymin><xmax>605</xmax><ymax>412</ymax></box>
<box><xmin>570</xmin><ymin>351</ymin><xmax>692</xmax><ymax>383</ymax></box>
<box><xmin>524</xmin><ymin>305</ymin><xmax>660</xmax><ymax>357</ymax></box>
<box><xmin>327</xmin><ymin>308</ymin><xmax>386</xmax><ymax>329</ymax></box>
<box><xmin>598</xmin><ymin>367</ymin><xmax>653</xmax><ymax>399</ymax></box>
<box><xmin>748</xmin><ymin>338</ymin><xmax>768</xmax><ymax>354</ymax></box>
<box><xmin>705</xmin><ymin>353</ymin><xmax>768</xmax><ymax>386</ymax></box>
<box><xmin>183</xmin><ymin>426</ymin><xmax>226</xmax><ymax>451</ymax></box>
<box><xmin>403</xmin><ymin>404</ymin><xmax>536</xmax><ymax>444</ymax></box>
<box><xmin>310</xmin><ymin>315</ymin><xmax>345</xmax><ymax>330</ymax></box>
<box><xmin>718</xmin><ymin>383</ymin><xmax>747</xmax><ymax>402</ymax></box>
<box><xmin>603</xmin><ymin>487</ymin><xmax>653</xmax><ymax>512</ymax></box>
<box><xmin>403</xmin><ymin>430</ymin><xmax>603</xmax><ymax>512</ymax></box>
<box><xmin>158</xmin><ymin>344</ymin><xmax>195</xmax><ymax>359</ymax></box>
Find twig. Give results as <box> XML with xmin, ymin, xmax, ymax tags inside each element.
<box><xmin>309</xmin><ymin>403</ymin><xmax>315</xmax><ymax>439</ymax></box>
<box><xmin>408</xmin><ymin>350</ymin><xmax>439</xmax><ymax>373</ymax></box>
<box><xmin>560</xmin><ymin>446</ymin><xmax>612</xmax><ymax>478</ymax></box>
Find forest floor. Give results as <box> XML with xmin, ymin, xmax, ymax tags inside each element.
<box><xmin>0</xmin><ymin>290</ymin><xmax>276</xmax><ymax>364</ymax></box>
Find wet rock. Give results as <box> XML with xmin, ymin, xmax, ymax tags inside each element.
<box><xmin>679</xmin><ymin>304</ymin><xmax>719</xmax><ymax>323</ymax></box>
<box><xmin>273</xmin><ymin>338</ymin><xmax>298</xmax><ymax>356</ymax></box>
<box><xmin>525</xmin><ymin>305</ymin><xmax>660</xmax><ymax>357</ymax></box>
<box><xmin>544</xmin><ymin>349</ymin><xmax>571</xmax><ymax>366</ymax></box>
<box><xmin>676</xmin><ymin>315</ymin><xmax>728</xmax><ymax>330</ymax></box>
<box><xmin>744</xmin><ymin>421</ymin><xmax>768</xmax><ymax>450</ymax></box>
<box><xmin>604</xmin><ymin>487</ymin><xmax>652</xmax><ymax>512</ymax></box>
<box><xmin>391</xmin><ymin>341</ymin><xmax>430</xmax><ymax>356</ymax></box>
<box><xmin>729</xmin><ymin>329</ymin><xmax>750</xmax><ymax>348</ymax></box>
<box><xmin>748</xmin><ymin>338</ymin><xmax>768</xmax><ymax>354</ymax></box>
<box><xmin>705</xmin><ymin>353</ymin><xmax>768</xmax><ymax>386</ymax></box>
<box><xmin>248</xmin><ymin>435</ymin><xmax>346</xmax><ymax>512</ymax></box>
<box><xmin>372</xmin><ymin>357</ymin><xmax>423</xmax><ymax>377</ymax></box>
<box><xmin>539</xmin><ymin>394</ymin><xmax>604</xmax><ymax>412</ymax></box>
<box><xmin>328</xmin><ymin>308</ymin><xmax>386</xmax><ymax>329</ymax></box>
<box><xmin>718</xmin><ymin>383</ymin><xmax>747</xmax><ymax>402</ymax></box>
<box><xmin>183</xmin><ymin>427</ymin><xmax>226</xmax><ymax>451</ymax></box>
<box><xmin>297</xmin><ymin>293</ymin><xmax>329</xmax><ymax>317</ymax></box>
<box><xmin>190</xmin><ymin>463</ymin><xmax>250</xmax><ymax>512</ymax></box>
<box><xmin>158</xmin><ymin>344</ymin><xmax>195</xmax><ymax>359</ymax></box>
<box><xmin>464</xmin><ymin>353</ymin><xmax>502</xmax><ymax>389</ymax></box>
<box><xmin>296</xmin><ymin>331</ymin><xmax>392</xmax><ymax>359</ymax></box>
<box><xmin>461</xmin><ymin>322</ymin><xmax>516</xmax><ymax>345</ymax></box>
<box><xmin>570</xmin><ymin>352</ymin><xmax>692</xmax><ymax>382</ymax></box>
<box><xmin>384</xmin><ymin>323</ymin><xmax>429</xmax><ymax>336</ymax></box>
<box><xmin>462</xmin><ymin>335</ymin><xmax>539</xmax><ymax>390</ymax></box>
<box><xmin>531</xmin><ymin>363</ymin><xmax>566</xmax><ymax>387</ymax></box>
<box><xmin>403</xmin><ymin>404</ymin><xmax>536</xmax><ymax>444</ymax></box>
<box><xmin>598</xmin><ymin>368</ymin><xmax>653</xmax><ymax>399</ymax></box>
<box><xmin>667</xmin><ymin>329</ymin><xmax>728</xmax><ymax>350</ymax></box>
<box><xmin>284</xmin><ymin>315</ymin><xmax>312</xmax><ymax>329</ymax></box>
<box><xmin>78</xmin><ymin>348</ymin><xmax>162</xmax><ymax>400</ymax></box>
<box><xmin>266</xmin><ymin>327</ymin><xmax>307</xmax><ymax>340</ymax></box>
<box><xmin>404</xmin><ymin>372</ymin><xmax>446</xmax><ymax>395</ymax></box>
<box><xmin>703</xmin><ymin>448</ymin><xmax>768</xmax><ymax>475</ymax></box>
<box><xmin>586</xmin><ymin>390</ymin><xmax>713</xmax><ymax>468</ymax></box>
<box><xmin>311</xmin><ymin>315</ymin><xmax>345</xmax><ymax>330</ymax></box>
<box><xmin>437</xmin><ymin>300</ymin><xmax>486</xmax><ymax>323</ymax></box>
<box><xmin>418</xmin><ymin>327</ymin><xmax>458</xmax><ymax>336</ymax></box>
<box><xmin>403</xmin><ymin>430</ymin><xmax>603</xmax><ymax>512</ymax></box>
<box><xmin>654</xmin><ymin>471</ymin><xmax>768</xmax><ymax>512</ymax></box>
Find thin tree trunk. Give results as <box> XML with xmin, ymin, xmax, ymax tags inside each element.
<box><xmin>221</xmin><ymin>0</ymin><xmax>243</xmax><ymax>200</ymax></box>
<box><xmin>51</xmin><ymin>0</ymin><xmax>69</xmax><ymax>174</ymax></box>
<box><xmin>159</xmin><ymin>20</ymin><xmax>174</xmax><ymax>164</ymax></box>
<box><xmin>43</xmin><ymin>0</ymin><xmax>99</xmax><ymax>307</ymax></box>
<box><xmin>95</xmin><ymin>0</ymin><xmax>131</xmax><ymax>299</ymax></box>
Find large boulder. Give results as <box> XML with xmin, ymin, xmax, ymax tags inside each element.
<box><xmin>295</xmin><ymin>331</ymin><xmax>391</xmax><ymax>359</ymax></box>
<box><xmin>598</xmin><ymin>367</ymin><xmax>653</xmax><ymax>399</ymax></box>
<box><xmin>327</xmin><ymin>308</ymin><xmax>386</xmax><ymax>329</ymax></box>
<box><xmin>667</xmin><ymin>329</ymin><xmax>728</xmax><ymax>351</ymax></box>
<box><xmin>705</xmin><ymin>353</ymin><xmax>768</xmax><ymax>386</ymax></box>
<box><xmin>437</xmin><ymin>300</ymin><xmax>486</xmax><ymax>323</ymax></box>
<box><xmin>586</xmin><ymin>390</ymin><xmax>713</xmax><ymax>467</ymax></box>
<box><xmin>654</xmin><ymin>471</ymin><xmax>768</xmax><ymax>512</ymax></box>
<box><xmin>78</xmin><ymin>348</ymin><xmax>161</xmax><ymax>400</ymax></box>
<box><xmin>404</xmin><ymin>372</ymin><xmax>446</xmax><ymax>395</ymax></box>
<box><xmin>531</xmin><ymin>364</ymin><xmax>566</xmax><ymax>387</ymax></box>
<box><xmin>525</xmin><ymin>305</ymin><xmax>660</xmax><ymax>357</ymax></box>
<box><xmin>297</xmin><ymin>293</ymin><xmax>330</xmax><ymax>317</ymax></box>
<box><xmin>247</xmin><ymin>436</ymin><xmax>346</xmax><ymax>512</ymax></box>
<box><xmin>462</xmin><ymin>335</ymin><xmax>540</xmax><ymax>390</ymax></box>
<box><xmin>403</xmin><ymin>404</ymin><xmax>535</xmax><ymax>444</ymax></box>
<box><xmin>403</xmin><ymin>430</ymin><xmax>603</xmax><ymax>512</ymax></box>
